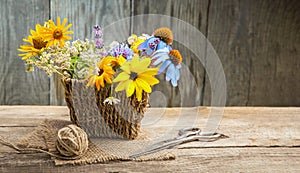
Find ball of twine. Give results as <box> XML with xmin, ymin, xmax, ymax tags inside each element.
<box><xmin>56</xmin><ymin>124</ymin><xmax>89</xmax><ymax>157</ymax></box>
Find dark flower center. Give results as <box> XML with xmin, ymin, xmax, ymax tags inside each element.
<box><xmin>53</xmin><ymin>29</ymin><xmax>63</xmax><ymax>39</ymax></box>
<box><xmin>130</xmin><ymin>72</ymin><xmax>138</xmax><ymax>80</ymax></box>
<box><xmin>98</xmin><ymin>69</ymin><xmax>104</xmax><ymax>76</ymax></box>
<box><xmin>170</xmin><ymin>55</ymin><xmax>180</xmax><ymax>66</ymax></box>
<box><xmin>32</xmin><ymin>36</ymin><xmax>47</xmax><ymax>49</ymax></box>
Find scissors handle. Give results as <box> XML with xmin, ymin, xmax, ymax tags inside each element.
<box><xmin>178</xmin><ymin>127</ymin><xmax>201</xmax><ymax>137</ymax></box>
<box><xmin>149</xmin><ymin>127</ymin><xmax>201</xmax><ymax>146</ymax></box>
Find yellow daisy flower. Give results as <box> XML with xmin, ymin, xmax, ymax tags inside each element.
<box><xmin>43</xmin><ymin>17</ymin><xmax>73</xmax><ymax>47</ymax></box>
<box><xmin>128</xmin><ymin>34</ymin><xmax>146</xmax><ymax>53</ymax></box>
<box><xmin>113</xmin><ymin>56</ymin><xmax>159</xmax><ymax>101</ymax></box>
<box><xmin>87</xmin><ymin>56</ymin><xmax>116</xmax><ymax>90</ymax></box>
<box><xmin>18</xmin><ymin>24</ymin><xmax>47</xmax><ymax>60</ymax></box>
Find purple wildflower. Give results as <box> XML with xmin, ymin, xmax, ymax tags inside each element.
<box><xmin>95</xmin><ymin>39</ymin><xmax>104</xmax><ymax>49</ymax></box>
<box><xmin>93</xmin><ymin>25</ymin><xmax>104</xmax><ymax>49</ymax></box>
<box><xmin>109</xmin><ymin>43</ymin><xmax>133</xmax><ymax>60</ymax></box>
<box><xmin>93</xmin><ymin>25</ymin><xmax>103</xmax><ymax>38</ymax></box>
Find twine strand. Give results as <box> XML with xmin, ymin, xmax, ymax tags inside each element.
<box><xmin>0</xmin><ymin>124</ymin><xmax>89</xmax><ymax>160</ymax></box>
<box><xmin>56</xmin><ymin>124</ymin><xmax>89</xmax><ymax>157</ymax></box>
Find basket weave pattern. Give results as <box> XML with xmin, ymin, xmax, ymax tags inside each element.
<box><xmin>61</xmin><ymin>76</ymin><xmax>148</xmax><ymax>139</ymax></box>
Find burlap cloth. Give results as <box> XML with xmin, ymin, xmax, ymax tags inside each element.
<box><xmin>16</xmin><ymin>119</ymin><xmax>175</xmax><ymax>166</ymax></box>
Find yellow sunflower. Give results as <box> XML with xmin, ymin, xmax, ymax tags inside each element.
<box><xmin>110</xmin><ymin>55</ymin><xmax>126</xmax><ymax>67</ymax></box>
<box><xmin>113</xmin><ymin>56</ymin><xmax>159</xmax><ymax>101</ymax></box>
<box><xmin>18</xmin><ymin>24</ymin><xmax>47</xmax><ymax>60</ymax></box>
<box><xmin>87</xmin><ymin>56</ymin><xmax>116</xmax><ymax>90</ymax></box>
<box><xmin>43</xmin><ymin>17</ymin><xmax>73</xmax><ymax>47</ymax></box>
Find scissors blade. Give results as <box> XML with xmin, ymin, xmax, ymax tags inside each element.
<box><xmin>129</xmin><ymin>138</ymin><xmax>184</xmax><ymax>158</ymax></box>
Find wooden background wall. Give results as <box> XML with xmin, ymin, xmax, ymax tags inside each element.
<box><xmin>0</xmin><ymin>0</ymin><xmax>299</xmax><ymax>106</ymax></box>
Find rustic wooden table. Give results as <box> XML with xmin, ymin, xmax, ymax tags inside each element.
<box><xmin>0</xmin><ymin>106</ymin><xmax>299</xmax><ymax>172</ymax></box>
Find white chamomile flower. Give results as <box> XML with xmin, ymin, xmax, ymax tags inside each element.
<box><xmin>140</xmin><ymin>34</ymin><xmax>150</xmax><ymax>40</ymax></box>
<box><xmin>103</xmin><ymin>97</ymin><xmax>120</xmax><ymax>105</ymax></box>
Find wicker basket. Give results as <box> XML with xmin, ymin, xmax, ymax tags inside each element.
<box><xmin>61</xmin><ymin>74</ymin><xmax>148</xmax><ymax>139</ymax></box>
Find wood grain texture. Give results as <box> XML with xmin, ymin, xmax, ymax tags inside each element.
<box><xmin>0</xmin><ymin>0</ymin><xmax>299</xmax><ymax>106</ymax></box>
<box><xmin>247</xmin><ymin>0</ymin><xmax>300</xmax><ymax>106</ymax></box>
<box><xmin>0</xmin><ymin>106</ymin><xmax>299</xmax><ymax>172</ymax></box>
<box><xmin>1</xmin><ymin>148</ymin><xmax>299</xmax><ymax>173</ymax></box>
<box><xmin>0</xmin><ymin>0</ymin><xmax>50</xmax><ymax>105</ymax></box>
<box><xmin>49</xmin><ymin>0</ymin><xmax>131</xmax><ymax>105</ymax></box>
<box><xmin>204</xmin><ymin>0</ymin><xmax>300</xmax><ymax>106</ymax></box>
<box><xmin>133</xmin><ymin>0</ymin><xmax>209</xmax><ymax>107</ymax></box>
<box><xmin>1</xmin><ymin>106</ymin><xmax>299</xmax><ymax>148</ymax></box>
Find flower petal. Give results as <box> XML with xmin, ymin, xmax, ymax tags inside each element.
<box><xmin>166</xmin><ymin>65</ymin><xmax>175</xmax><ymax>82</ymax></box>
<box><xmin>126</xmin><ymin>80</ymin><xmax>135</xmax><ymax>97</ymax></box>
<box><xmin>120</xmin><ymin>63</ymin><xmax>130</xmax><ymax>74</ymax></box>
<box><xmin>95</xmin><ymin>76</ymin><xmax>102</xmax><ymax>90</ymax></box>
<box><xmin>30</xmin><ymin>29</ymin><xmax>35</xmax><ymax>36</ymax></box>
<box><xmin>104</xmin><ymin>74</ymin><xmax>113</xmax><ymax>84</ymax></box>
<box><xmin>139</xmin><ymin>74</ymin><xmax>160</xmax><ymax>86</ymax></box>
<box><xmin>156</xmin><ymin>41</ymin><xmax>167</xmax><ymax>50</ymax></box>
<box><xmin>152</xmin><ymin>53</ymin><xmax>170</xmax><ymax>66</ymax></box>
<box><xmin>137</xmin><ymin>37</ymin><xmax>151</xmax><ymax>50</ymax></box>
<box><xmin>63</xmin><ymin>23</ymin><xmax>73</xmax><ymax>32</ymax></box>
<box><xmin>57</xmin><ymin>16</ymin><xmax>61</xmax><ymax>26</ymax></box>
<box><xmin>115</xmin><ymin>79</ymin><xmax>131</xmax><ymax>92</ymax></box>
<box><xmin>139</xmin><ymin>68</ymin><xmax>159</xmax><ymax>76</ymax></box>
<box><xmin>61</xmin><ymin>18</ymin><xmax>68</xmax><ymax>27</ymax></box>
<box><xmin>100</xmin><ymin>76</ymin><xmax>105</xmax><ymax>87</ymax></box>
<box><xmin>113</xmin><ymin>72</ymin><xmax>130</xmax><ymax>82</ymax></box>
<box><xmin>134</xmin><ymin>81</ymin><xmax>143</xmax><ymax>101</ymax></box>
<box><xmin>132</xmin><ymin>58</ymin><xmax>151</xmax><ymax>73</ymax></box>
<box><xmin>63</xmin><ymin>31</ymin><xmax>74</xmax><ymax>35</ymax></box>
<box><xmin>62</xmin><ymin>35</ymin><xmax>72</xmax><ymax>40</ymax></box>
<box><xmin>87</xmin><ymin>76</ymin><xmax>96</xmax><ymax>87</ymax></box>
<box><xmin>136</xmin><ymin>78</ymin><xmax>152</xmax><ymax>93</ymax></box>
<box><xmin>175</xmin><ymin>68</ymin><xmax>180</xmax><ymax>81</ymax></box>
<box><xmin>140</xmin><ymin>57</ymin><xmax>151</xmax><ymax>68</ymax></box>
<box><xmin>146</xmin><ymin>47</ymin><xmax>156</xmax><ymax>56</ymax></box>
<box><xmin>158</xmin><ymin>60</ymin><xmax>171</xmax><ymax>74</ymax></box>
<box><xmin>171</xmin><ymin>77</ymin><xmax>178</xmax><ymax>87</ymax></box>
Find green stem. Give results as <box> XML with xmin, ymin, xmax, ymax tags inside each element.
<box><xmin>110</xmin><ymin>84</ymin><xmax>113</xmax><ymax>97</ymax></box>
<box><xmin>56</xmin><ymin>70</ymin><xmax>64</xmax><ymax>77</ymax></box>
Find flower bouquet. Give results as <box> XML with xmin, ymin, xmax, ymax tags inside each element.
<box><xmin>18</xmin><ymin>17</ymin><xmax>183</xmax><ymax>139</ymax></box>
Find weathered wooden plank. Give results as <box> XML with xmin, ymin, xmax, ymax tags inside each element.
<box><xmin>0</xmin><ymin>148</ymin><xmax>299</xmax><ymax>172</ymax></box>
<box><xmin>0</xmin><ymin>1</ymin><xmax>299</xmax><ymax>107</ymax></box>
<box><xmin>204</xmin><ymin>0</ymin><xmax>300</xmax><ymax>106</ymax></box>
<box><xmin>0</xmin><ymin>106</ymin><xmax>300</xmax><ymax>172</ymax></box>
<box><xmin>180</xmin><ymin>107</ymin><xmax>300</xmax><ymax>148</ymax></box>
<box><xmin>0</xmin><ymin>106</ymin><xmax>299</xmax><ymax>148</ymax></box>
<box><xmin>49</xmin><ymin>0</ymin><xmax>131</xmax><ymax>105</ymax></box>
<box><xmin>133</xmin><ymin>0</ymin><xmax>208</xmax><ymax>107</ymax></box>
<box><xmin>0</xmin><ymin>0</ymin><xmax>50</xmax><ymax>105</ymax></box>
<box><xmin>246</xmin><ymin>0</ymin><xmax>300</xmax><ymax>106</ymax></box>
<box><xmin>0</xmin><ymin>106</ymin><xmax>68</xmax><ymax>126</ymax></box>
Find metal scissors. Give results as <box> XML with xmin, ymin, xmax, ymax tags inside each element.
<box><xmin>130</xmin><ymin>127</ymin><xmax>228</xmax><ymax>158</ymax></box>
